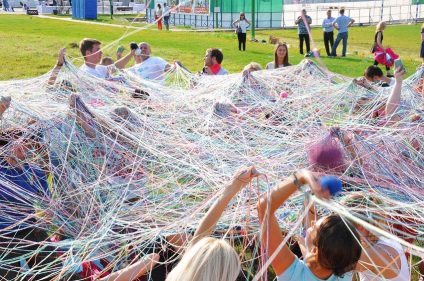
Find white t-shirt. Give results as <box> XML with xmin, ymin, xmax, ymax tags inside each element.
<box><xmin>237</xmin><ymin>19</ymin><xmax>249</xmax><ymax>33</ymax></box>
<box><xmin>126</xmin><ymin>57</ymin><xmax>169</xmax><ymax>80</ymax></box>
<box><xmin>163</xmin><ymin>6</ymin><xmax>170</xmax><ymax>16</ymax></box>
<box><xmin>79</xmin><ymin>63</ymin><xmax>108</xmax><ymax>79</ymax></box>
<box><xmin>266</xmin><ymin>62</ymin><xmax>287</xmax><ymax>69</ymax></box>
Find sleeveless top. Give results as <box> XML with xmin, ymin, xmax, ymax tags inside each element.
<box><xmin>374</xmin><ymin>31</ymin><xmax>384</xmax><ymax>43</ymax></box>
<box><xmin>358</xmin><ymin>237</ymin><xmax>410</xmax><ymax>281</ymax></box>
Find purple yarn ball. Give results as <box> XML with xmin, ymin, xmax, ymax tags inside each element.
<box><xmin>307</xmin><ymin>134</ymin><xmax>345</xmax><ymax>171</ymax></box>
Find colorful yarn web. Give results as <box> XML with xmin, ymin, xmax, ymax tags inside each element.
<box><xmin>1</xmin><ymin>58</ymin><xmax>424</xmax><ymax>280</ymax></box>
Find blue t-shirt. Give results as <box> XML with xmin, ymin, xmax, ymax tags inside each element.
<box><xmin>0</xmin><ymin>161</ymin><xmax>49</xmax><ymax>230</ymax></box>
<box><xmin>278</xmin><ymin>257</ymin><xmax>354</xmax><ymax>281</ymax></box>
<box><xmin>334</xmin><ymin>14</ymin><xmax>353</xmax><ymax>33</ymax></box>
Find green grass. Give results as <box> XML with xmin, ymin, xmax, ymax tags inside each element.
<box><xmin>0</xmin><ymin>14</ymin><xmax>423</xmax><ymax>80</ymax></box>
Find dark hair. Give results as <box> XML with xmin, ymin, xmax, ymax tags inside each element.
<box><xmin>339</xmin><ymin>8</ymin><xmax>345</xmax><ymax>14</ymax></box>
<box><xmin>273</xmin><ymin>42</ymin><xmax>290</xmax><ymax>68</ymax></box>
<box><xmin>207</xmin><ymin>48</ymin><xmax>224</xmax><ymax>64</ymax></box>
<box><xmin>313</xmin><ymin>214</ymin><xmax>361</xmax><ymax>277</ymax></box>
<box><xmin>157</xmin><ymin>3</ymin><xmax>161</xmax><ymax>8</ymax></box>
<box><xmin>79</xmin><ymin>38</ymin><xmax>101</xmax><ymax>57</ymax></box>
<box><xmin>364</xmin><ymin>65</ymin><xmax>383</xmax><ymax>79</ymax></box>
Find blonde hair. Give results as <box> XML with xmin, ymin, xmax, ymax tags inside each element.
<box><xmin>376</xmin><ymin>21</ymin><xmax>386</xmax><ymax>32</ymax></box>
<box><xmin>166</xmin><ymin>237</ymin><xmax>240</xmax><ymax>281</ymax></box>
<box><xmin>341</xmin><ymin>192</ymin><xmax>388</xmax><ymax>243</ymax></box>
<box><xmin>243</xmin><ymin>62</ymin><xmax>262</xmax><ymax>73</ymax></box>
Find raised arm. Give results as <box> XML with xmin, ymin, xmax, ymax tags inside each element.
<box><xmin>98</xmin><ymin>253</ymin><xmax>160</xmax><ymax>281</ymax></box>
<box><xmin>385</xmin><ymin>66</ymin><xmax>406</xmax><ymax>121</ymax></box>
<box><xmin>114</xmin><ymin>45</ymin><xmax>136</xmax><ymax>70</ymax></box>
<box><xmin>190</xmin><ymin>166</ymin><xmax>258</xmax><ymax>246</ymax></box>
<box><xmin>48</xmin><ymin>47</ymin><xmax>66</xmax><ymax>86</ymax></box>
<box><xmin>295</xmin><ymin>16</ymin><xmax>301</xmax><ymax>25</ymax></box>
<box><xmin>257</xmin><ymin>170</ymin><xmax>329</xmax><ymax>276</ymax></box>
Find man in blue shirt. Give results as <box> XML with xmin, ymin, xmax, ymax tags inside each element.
<box><xmin>322</xmin><ymin>9</ymin><xmax>335</xmax><ymax>57</ymax></box>
<box><xmin>330</xmin><ymin>8</ymin><xmax>355</xmax><ymax>58</ymax></box>
<box><xmin>295</xmin><ymin>9</ymin><xmax>312</xmax><ymax>56</ymax></box>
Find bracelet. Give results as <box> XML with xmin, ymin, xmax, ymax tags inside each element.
<box><xmin>292</xmin><ymin>172</ymin><xmax>303</xmax><ymax>191</ymax></box>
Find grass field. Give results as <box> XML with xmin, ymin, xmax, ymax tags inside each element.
<box><xmin>0</xmin><ymin>14</ymin><xmax>423</xmax><ymax>80</ymax></box>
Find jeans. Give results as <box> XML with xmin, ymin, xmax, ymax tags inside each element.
<box><xmin>164</xmin><ymin>16</ymin><xmax>170</xmax><ymax>30</ymax></box>
<box><xmin>323</xmin><ymin>31</ymin><xmax>334</xmax><ymax>56</ymax></box>
<box><xmin>331</xmin><ymin>31</ymin><xmax>348</xmax><ymax>56</ymax></box>
<box><xmin>298</xmin><ymin>33</ymin><xmax>310</xmax><ymax>54</ymax></box>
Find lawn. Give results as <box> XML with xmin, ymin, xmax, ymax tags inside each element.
<box><xmin>0</xmin><ymin>14</ymin><xmax>422</xmax><ymax>80</ymax></box>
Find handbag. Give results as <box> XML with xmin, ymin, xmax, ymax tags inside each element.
<box><xmin>370</xmin><ymin>42</ymin><xmax>377</xmax><ymax>54</ymax></box>
<box><xmin>235</xmin><ymin>25</ymin><xmax>242</xmax><ymax>34</ymax></box>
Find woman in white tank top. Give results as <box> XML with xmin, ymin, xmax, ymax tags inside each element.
<box><xmin>342</xmin><ymin>193</ymin><xmax>410</xmax><ymax>281</ymax></box>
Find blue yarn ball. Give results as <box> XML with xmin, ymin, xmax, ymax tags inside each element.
<box><xmin>320</xmin><ymin>176</ymin><xmax>342</xmax><ymax>196</ymax></box>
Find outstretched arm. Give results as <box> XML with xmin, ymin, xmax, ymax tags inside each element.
<box><xmin>98</xmin><ymin>253</ymin><xmax>160</xmax><ymax>281</ymax></box>
<box><xmin>48</xmin><ymin>47</ymin><xmax>66</xmax><ymax>86</ymax></box>
<box><xmin>385</xmin><ymin>66</ymin><xmax>406</xmax><ymax>122</ymax></box>
<box><xmin>114</xmin><ymin>45</ymin><xmax>136</xmax><ymax>70</ymax></box>
<box><xmin>190</xmin><ymin>166</ymin><xmax>258</xmax><ymax>246</ymax></box>
<box><xmin>257</xmin><ymin>170</ymin><xmax>329</xmax><ymax>276</ymax></box>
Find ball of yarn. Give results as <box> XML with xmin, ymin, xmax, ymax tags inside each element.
<box><xmin>280</xmin><ymin>91</ymin><xmax>288</xmax><ymax>98</ymax></box>
<box><xmin>307</xmin><ymin>133</ymin><xmax>345</xmax><ymax>171</ymax></box>
<box><xmin>320</xmin><ymin>175</ymin><xmax>342</xmax><ymax>196</ymax></box>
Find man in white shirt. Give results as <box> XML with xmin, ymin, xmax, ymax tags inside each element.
<box><xmin>163</xmin><ymin>3</ymin><xmax>171</xmax><ymax>30</ymax></box>
<box><xmin>79</xmin><ymin>38</ymin><xmax>135</xmax><ymax>79</ymax></box>
<box><xmin>202</xmin><ymin>48</ymin><xmax>229</xmax><ymax>75</ymax></box>
<box><xmin>322</xmin><ymin>9</ymin><xmax>335</xmax><ymax>57</ymax></box>
<box><xmin>125</xmin><ymin>42</ymin><xmax>172</xmax><ymax>81</ymax></box>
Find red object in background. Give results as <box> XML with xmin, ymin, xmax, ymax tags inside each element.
<box><xmin>374</xmin><ymin>46</ymin><xmax>399</xmax><ymax>67</ymax></box>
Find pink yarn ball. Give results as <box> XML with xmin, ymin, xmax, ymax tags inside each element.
<box><xmin>280</xmin><ymin>92</ymin><xmax>288</xmax><ymax>98</ymax></box>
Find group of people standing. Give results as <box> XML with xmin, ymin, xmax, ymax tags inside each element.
<box><xmin>155</xmin><ymin>3</ymin><xmax>171</xmax><ymax>30</ymax></box>
<box><xmin>297</xmin><ymin>8</ymin><xmax>354</xmax><ymax>58</ymax></box>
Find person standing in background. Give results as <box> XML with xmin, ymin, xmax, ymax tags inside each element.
<box><xmin>330</xmin><ymin>8</ymin><xmax>355</xmax><ymax>58</ymax></box>
<box><xmin>295</xmin><ymin>9</ymin><xmax>312</xmax><ymax>56</ymax></box>
<box><xmin>373</xmin><ymin>21</ymin><xmax>393</xmax><ymax>77</ymax></box>
<box><xmin>232</xmin><ymin>12</ymin><xmax>251</xmax><ymax>51</ymax></box>
<box><xmin>322</xmin><ymin>9</ymin><xmax>335</xmax><ymax>57</ymax></box>
<box><xmin>156</xmin><ymin>4</ymin><xmax>163</xmax><ymax>30</ymax></box>
<box><xmin>163</xmin><ymin>3</ymin><xmax>171</xmax><ymax>30</ymax></box>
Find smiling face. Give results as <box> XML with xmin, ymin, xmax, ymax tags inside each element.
<box><xmin>276</xmin><ymin>45</ymin><xmax>287</xmax><ymax>60</ymax></box>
